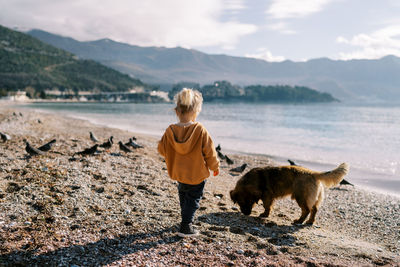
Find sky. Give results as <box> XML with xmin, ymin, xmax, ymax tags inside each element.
<box><xmin>1</xmin><ymin>0</ymin><xmax>400</xmax><ymax>62</ymax></box>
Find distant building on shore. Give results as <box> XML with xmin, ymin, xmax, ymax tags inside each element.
<box><xmin>5</xmin><ymin>90</ymin><xmax>30</xmax><ymax>102</ymax></box>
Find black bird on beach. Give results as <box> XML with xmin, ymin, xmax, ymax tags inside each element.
<box><xmin>216</xmin><ymin>144</ymin><xmax>221</xmax><ymax>152</ymax></box>
<box><xmin>225</xmin><ymin>155</ymin><xmax>234</xmax><ymax>165</ymax></box>
<box><xmin>25</xmin><ymin>141</ymin><xmax>45</xmax><ymax>156</ymax></box>
<box><xmin>0</xmin><ymin>132</ymin><xmax>11</xmax><ymax>142</ymax></box>
<box><xmin>119</xmin><ymin>141</ymin><xmax>132</xmax><ymax>153</ymax></box>
<box><xmin>100</xmin><ymin>136</ymin><xmax>114</xmax><ymax>149</ymax></box>
<box><xmin>339</xmin><ymin>178</ymin><xmax>354</xmax><ymax>186</ymax></box>
<box><xmin>229</xmin><ymin>163</ymin><xmax>247</xmax><ymax>173</ymax></box>
<box><xmin>74</xmin><ymin>144</ymin><xmax>99</xmax><ymax>156</ymax></box>
<box><xmin>288</xmin><ymin>159</ymin><xmax>353</xmax><ymax>186</ymax></box>
<box><xmin>217</xmin><ymin>150</ymin><xmax>226</xmax><ymax>160</ymax></box>
<box><xmin>125</xmin><ymin>138</ymin><xmax>143</xmax><ymax>149</ymax></box>
<box><xmin>38</xmin><ymin>139</ymin><xmax>56</xmax><ymax>152</ymax></box>
<box><xmin>90</xmin><ymin>132</ymin><xmax>99</xmax><ymax>143</ymax></box>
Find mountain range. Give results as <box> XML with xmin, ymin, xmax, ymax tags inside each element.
<box><xmin>25</xmin><ymin>29</ymin><xmax>400</xmax><ymax>102</ymax></box>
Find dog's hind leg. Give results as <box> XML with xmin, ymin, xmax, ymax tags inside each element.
<box><xmin>305</xmin><ymin>206</ymin><xmax>318</xmax><ymax>225</ymax></box>
<box><xmin>293</xmin><ymin>196</ymin><xmax>310</xmax><ymax>224</ymax></box>
<box><xmin>294</xmin><ymin>206</ymin><xmax>310</xmax><ymax>224</ymax></box>
<box><xmin>305</xmin><ymin>187</ymin><xmax>325</xmax><ymax>225</ymax></box>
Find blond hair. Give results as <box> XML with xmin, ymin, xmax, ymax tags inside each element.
<box><xmin>175</xmin><ymin>88</ymin><xmax>203</xmax><ymax>115</ymax></box>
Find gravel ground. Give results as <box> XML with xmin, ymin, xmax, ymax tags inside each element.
<box><xmin>0</xmin><ymin>104</ymin><xmax>399</xmax><ymax>266</ymax></box>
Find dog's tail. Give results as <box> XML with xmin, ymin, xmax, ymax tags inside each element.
<box><xmin>316</xmin><ymin>163</ymin><xmax>349</xmax><ymax>188</ymax></box>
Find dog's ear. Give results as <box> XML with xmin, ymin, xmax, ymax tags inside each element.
<box><xmin>230</xmin><ymin>190</ymin><xmax>237</xmax><ymax>203</ymax></box>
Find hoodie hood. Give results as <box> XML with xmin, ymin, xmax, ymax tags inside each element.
<box><xmin>165</xmin><ymin>122</ymin><xmax>203</xmax><ymax>155</ymax></box>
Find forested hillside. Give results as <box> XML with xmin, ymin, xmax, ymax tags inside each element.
<box><xmin>0</xmin><ymin>25</ymin><xmax>150</xmax><ymax>97</ymax></box>
<box><xmin>169</xmin><ymin>81</ymin><xmax>338</xmax><ymax>103</ymax></box>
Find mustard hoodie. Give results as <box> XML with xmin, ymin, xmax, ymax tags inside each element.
<box><xmin>158</xmin><ymin>122</ymin><xmax>220</xmax><ymax>185</ymax></box>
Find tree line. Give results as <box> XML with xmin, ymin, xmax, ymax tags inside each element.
<box><xmin>169</xmin><ymin>81</ymin><xmax>338</xmax><ymax>103</ymax></box>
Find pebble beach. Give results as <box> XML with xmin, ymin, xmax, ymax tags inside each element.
<box><xmin>1</xmin><ymin>102</ymin><xmax>399</xmax><ymax>266</ymax></box>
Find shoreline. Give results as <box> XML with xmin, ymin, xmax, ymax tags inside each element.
<box><xmin>12</xmin><ymin>100</ymin><xmax>400</xmax><ymax>199</ymax></box>
<box><xmin>1</xmin><ymin>103</ymin><xmax>400</xmax><ymax>266</ymax></box>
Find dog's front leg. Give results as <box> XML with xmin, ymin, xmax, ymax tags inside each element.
<box><xmin>259</xmin><ymin>196</ymin><xmax>273</xmax><ymax>217</ymax></box>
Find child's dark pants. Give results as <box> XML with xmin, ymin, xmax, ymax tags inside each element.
<box><xmin>178</xmin><ymin>181</ymin><xmax>205</xmax><ymax>225</ymax></box>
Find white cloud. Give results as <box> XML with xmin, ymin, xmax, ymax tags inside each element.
<box><xmin>221</xmin><ymin>44</ymin><xmax>236</xmax><ymax>51</ymax></box>
<box><xmin>266</xmin><ymin>0</ymin><xmax>337</xmax><ymax>19</ymax></box>
<box><xmin>336</xmin><ymin>25</ymin><xmax>400</xmax><ymax>59</ymax></box>
<box><xmin>245</xmin><ymin>48</ymin><xmax>285</xmax><ymax>62</ymax></box>
<box><xmin>267</xmin><ymin>22</ymin><xmax>296</xmax><ymax>34</ymax></box>
<box><xmin>223</xmin><ymin>0</ymin><xmax>246</xmax><ymax>11</ymax></box>
<box><xmin>0</xmin><ymin>0</ymin><xmax>256</xmax><ymax>49</ymax></box>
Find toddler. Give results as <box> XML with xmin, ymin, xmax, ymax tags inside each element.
<box><xmin>158</xmin><ymin>88</ymin><xmax>220</xmax><ymax>237</ymax></box>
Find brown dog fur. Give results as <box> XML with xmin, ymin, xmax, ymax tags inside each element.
<box><xmin>230</xmin><ymin>163</ymin><xmax>349</xmax><ymax>224</ymax></box>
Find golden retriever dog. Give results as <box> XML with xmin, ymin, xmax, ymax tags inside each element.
<box><xmin>230</xmin><ymin>163</ymin><xmax>349</xmax><ymax>225</ymax></box>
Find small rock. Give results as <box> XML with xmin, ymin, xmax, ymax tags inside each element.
<box><xmin>230</xmin><ymin>226</ymin><xmax>245</xmax><ymax>235</ymax></box>
<box><xmin>208</xmin><ymin>226</ymin><xmax>226</xmax><ymax>232</ymax></box>
<box><xmin>6</xmin><ymin>182</ymin><xmax>22</xmax><ymax>193</ymax></box>
<box><xmin>137</xmin><ymin>185</ymin><xmax>148</xmax><ymax>190</ymax></box>
<box><xmin>32</xmin><ymin>202</ymin><xmax>46</xmax><ymax>212</ymax></box>
<box><xmin>70</xmin><ymin>224</ymin><xmax>80</xmax><ymax>230</ymax></box>
<box><xmin>236</xmin><ymin>249</ymin><xmax>244</xmax><ymax>254</ymax></box>
<box><xmin>265</xmin><ymin>221</ymin><xmax>277</xmax><ymax>227</ymax></box>
<box><xmin>247</xmin><ymin>235</ymin><xmax>258</xmax><ymax>242</ymax></box>
<box><xmin>95</xmin><ymin>187</ymin><xmax>105</xmax><ymax>193</ymax></box>
<box><xmin>70</xmin><ymin>185</ymin><xmax>81</xmax><ymax>190</ymax></box>
<box><xmin>45</xmin><ymin>217</ymin><xmax>55</xmax><ymax>224</ymax></box>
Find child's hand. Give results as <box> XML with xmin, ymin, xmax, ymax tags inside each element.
<box><xmin>213</xmin><ymin>169</ymin><xmax>219</xmax><ymax>176</ymax></box>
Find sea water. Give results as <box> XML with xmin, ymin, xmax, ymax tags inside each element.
<box><xmin>21</xmin><ymin>102</ymin><xmax>400</xmax><ymax>197</ymax></box>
